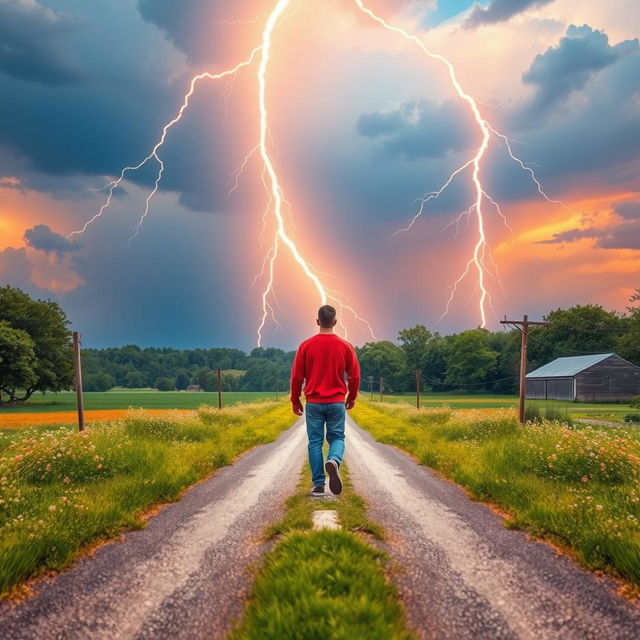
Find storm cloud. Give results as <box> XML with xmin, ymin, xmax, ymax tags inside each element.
<box><xmin>356</xmin><ymin>100</ymin><xmax>474</xmax><ymax>160</ymax></box>
<box><xmin>464</xmin><ymin>0</ymin><xmax>554</xmax><ymax>28</ymax></box>
<box><xmin>0</xmin><ymin>0</ymin><xmax>81</xmax><ymax>85</ymax></box>
<box><xmin>518</xmin><ymin>25</ymin><xmax>635</xmax><ymax>125</ymax></box>
<box><xmin>24</xmin><ymin>224</ymin><xmax>80</xmax><ymax>257</ymax></box>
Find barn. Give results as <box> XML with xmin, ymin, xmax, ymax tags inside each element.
<box><xmin>525</xmin><ymin>353</ymin><xmax>640</xmax><ymax>402</ymax></box>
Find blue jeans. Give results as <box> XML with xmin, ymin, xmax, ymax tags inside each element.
<box><xmin>305</xmin><ymin>402</ymin><xmax>346</xmax><ymax>487</ymax></box>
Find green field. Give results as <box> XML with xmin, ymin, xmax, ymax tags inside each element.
<box><xmin>0</xmin><ymin>390</ymin><xmax>279</xmax><ymax>413</ymax></box>
<box><xmin>367</xmin><ymin>393</ymin><xmax>633</xmax><ymax>422</ymax></box>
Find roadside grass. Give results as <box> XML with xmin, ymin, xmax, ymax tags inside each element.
<box><xmin>367</xmin><ymin>393</ymin><xmax>631</xmax><ymax>422</ymax></box>
<box><xmin>233</xmin><ymin>465</ymin><xmax>411</xmax><ymax>640</ymax></box>
<box><xmin>0</xmin><ymin>391</ymin><xmax>276</xmax><ymax>414</ymax></box>
<box><xmin>0</xmin><ymin>402</ymin><xmax>296</xmax><ymax>597</ymax></box>
<box><xmin>351</xmin><ymin>401</ymin><xmax>640</xmax><ymax>588</ymax></box>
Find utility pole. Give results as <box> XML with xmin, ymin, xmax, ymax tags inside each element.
<box><xmin>415</xmin><ymin>369</ymin><xmax>422</xmax><ymax>409</ymax></box>
<box><xmin>368</xmin><ymin>376</ymin><xmax>374</xmax><ymax>400</ymax></box>
<box><xmin>217</xmin><ymin>368</ymin><xmax>222</xmax><ymax>409</ymax></box>
<box><xmin>379</xmin><ymin>377</ymin><xmax>384</xmax><ymax>402</ymax></box>
<box><xmin>73</xmin><ymin>331</ymin><xmax>85</xmax><ymax>432</ymax></box>
<box><xmin>501</xmin><ymin>315</ymin><xmax>551</xmax><ymax>424</ymax></box>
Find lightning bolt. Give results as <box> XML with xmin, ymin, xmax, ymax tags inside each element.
<box><xmin>68</xmin><ymin>48</ymin><xmax>262</xmax><ymax>239</ymax></box>
<box><xmin>353</xmin><ymin>0</ymin><xmax>570</xmax><ymax>328</ymax></box>
<box><xmin>68</xmin><ymin>1</ymin><xmax>375</xmax><ymax>346</ymax></box>
<box><xmin>254</xmin><ymin>0</ymin><xmax>376</xmax><ymax>345</ymax></box>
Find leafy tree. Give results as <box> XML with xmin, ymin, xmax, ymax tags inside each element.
<box><xmin>123</xmin><ymin>370</ymin><xmax>145</xmax><ymax>388</ymax></box>
<box><xmin>617</xmin><ymin>289</ymin><xmax>640</xmax><ymax>366</ymax></box>
<box><xmin>398</xmin><ymin>325</ymin><xmax>432</xmax><ymax>388</ymax></box>
<box><xmin>0</xmin><ymin>287</ymin><xmax>73</xmax><ymax>402</ymax></box>
<box><xmin>527</xmin><ymin>305</ymin><xmax>628</xmax><ymax>369</ymax></box>
<box><xmin>422</xmin><ymin>333</ymin><xmax>450</xmax><ymax>390</ymax></box>
<box><xmin>241</xmin><ymin>360</ymin><xmax>281</xmax><ymax>391</ymax></box>
<box><xmin>156</xmin><ymin>377</ymin><xmax>175</xmax><ymax>391</ymax></box>
<box><xmin>84</xmin><ymin>372</ymin><xmax>115</xmax><ymax>392</ymax></box>
<box><xmin>175</xmin><ymin>371</ymin><xmax>190</xmax><ymax>390</ymax></box>
<box><xmin>445</xmin><ymin>329</ymin><xmax>498</xmax><ymax>389</ymax></box>
<box><xmin>358</xmin><ymin>341</ymin><xmax>407</xmax><ymax>390</ymax></box>
<box><xmin>0</xmin><ymin>321</ymin><xmax>38</xmax><ymax>405</ymax></box>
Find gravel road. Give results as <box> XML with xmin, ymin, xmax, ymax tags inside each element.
<box><xmin>0</xmin><ymin>420</ymin><xmax>306</xmax><ymax>640</ymax></box>
<box><xmin>346</xmin><ymin>417</ymin><xmax>640</xmax><ymax>640</ymax></box>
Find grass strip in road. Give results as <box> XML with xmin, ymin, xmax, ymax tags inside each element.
<box><xmin>0</xmin><ymin>402</ymin><xmax>296</xmax><ymax>598</ymax></box>
<box><xmin>351</xmin><ymin>401</ymin><xmax>640</xmax><ymax>590</ymax></box>
<box><xmin>233</xmin><ymin>466</ymin><xmax>412</xmax><ymax>640</ymax></box>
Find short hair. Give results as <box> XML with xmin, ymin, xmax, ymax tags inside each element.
<box><xmin>318</xmin><ymin>305</ymin><xmax>337</xmax><ymax>328</ymax></box>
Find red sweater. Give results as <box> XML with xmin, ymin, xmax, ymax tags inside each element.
<box><xmin>290</xmin><ymin>333</ymin><xmax>361</xmax><ymax>406</ymax></box>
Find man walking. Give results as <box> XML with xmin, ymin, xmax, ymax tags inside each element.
<box><xmin>290</xmin><ymin>305</ymin><xmax>361</xmax><ymax>496</ymax></box>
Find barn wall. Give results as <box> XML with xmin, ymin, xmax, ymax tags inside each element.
<box><xmin>525</xmin><ymin>378</ymin><xmax>574</xmax><ymax>400</ymax></box>
<box><xmin>546</xmin><ymin>378</ymin><xmax>574</xmax><ymax>401</ymax></box>
<box><xmin>525</xmin><ymin>379</ymin><xmax>546</xmax><ymax>399</ymax></box>
<box><xmin>575</xmin><ymin>355</ymin><xmax>640</xmax><ymax>401</ymax></box>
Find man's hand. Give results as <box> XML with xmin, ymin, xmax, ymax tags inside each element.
<box><xmin>292</xmin><ymin>403</ymin><xmax>304</xmax><ymax>416</ymax></box>
<box><xmin>345</xmin><ymin>399</ymin><xmax>355</xmax><ymax>410</ymax></box>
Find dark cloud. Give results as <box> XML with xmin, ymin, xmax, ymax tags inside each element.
<box><xmin>24</xmin><ymin>224</ymin><xmax>80</xmax><ymax>257</ymax></box>
<box><xmin>0</xmin><ymin>0</ymin><xmax>81</xmax><ymax>85</ymax></box>
<box><xmin>540</xmin><ymin>202</ymin><xmax>640</xmax><ymax>249</ymax></box>
<box><xmin>356</xmin><ymin>100</ymin><xmax>474</xmax><ymax>160</ymax></box>
<box><xmin>613</xmin><ymin>201</ymin><xmax>639</xmax><ymax>220</ymax></box>
<box><xmin>464</xmin><ymin>0</ymin><xmax>554</xmax><ymax>27</ymax></box>
<box><xmin>538</xmin><ymin>227</ymin><xmax>599</xmax><ymax>244</ymax></box>
<box><xmin>518</xmin><ymin>25</ymin><xmax>634</xmax><ymax>125</ymax></box>
<box><xmin>0</xmin><ymin>2</ymin><xmax>239</xmax><ymax>214</ymax></box>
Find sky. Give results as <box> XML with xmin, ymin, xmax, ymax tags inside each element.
<box><xmin>0</xmin><ymin>0</ymin><xmax>638</xmax><ymax>350</ymax></box>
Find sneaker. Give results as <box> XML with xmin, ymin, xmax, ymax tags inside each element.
<box><xmin>310</xmin><ymin>484</ymin><xmax>325</xmax><ymax>497</ymax></box>
<box><xmin>325</xmin><ymin>459</ymin><xmax>342</xmax><ymax>495</ymax></box>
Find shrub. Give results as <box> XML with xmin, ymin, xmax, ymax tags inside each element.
<box><xmin>1</xmin><ymin>426</ymin><xmax>130</xmax><ymax>485</ymax></box>
<box><xmin>156</xmin><ymin>377</ymin><xmax>175</xmax><ymax>391</ymax></box>
<box><xmin>544</xmin><ymin>406</ymin><xmax>574</xmax><ymax>427</ymax></box>
<box><xmin>623</xmin><ymin>413</ymin><xmax>640</xmax><ymax>424</ymax></box>
<box><xmin>629</xmin><ymin>395</ymin><xmax>640</xmax><ymax>409</ymax></box>
<box><xmin>520</xmin><ymin>424</ymin><xmax>640</xmax><ymax>485</ymax></box>
<box><xmin>524</xmin><ymin>405</ymin><xmax>542</xmax><ymax>423</ymax></box>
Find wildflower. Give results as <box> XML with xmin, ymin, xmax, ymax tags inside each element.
<box><xmin>63</xmin><ymin>477</ymin><xmax>71</xmax><ymax>484</ymax></box>
<box><xmin>581</xmin><ymin>476</ymin><xmax>589</xmax><ymax>483</ymax></box>
<box><xmin>595</xmin><ymin>504</ymin><xmax>603</xmax><ymax>511</ymax></box>
<box><xmin>48</xmin><ymin>505</ymin><xmax>57</xmax><ymax>512</ymax></box>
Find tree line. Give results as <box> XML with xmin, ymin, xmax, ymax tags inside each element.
<box><xmin>1</xmin><ymin>285</ymin><xmax>638</xmax><ymax>402</ymax></box>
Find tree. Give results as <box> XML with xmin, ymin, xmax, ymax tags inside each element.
<box><xmin>156</xmin><ymin>377</ymin><xmax>175</xmax><ymax>391</ymax></box>
<box><xmin>241</xmin><ymin>360</ymin><xmax>280</xmax><ymax>391</ymax></box>
<box><xmin>0</xmin><ymin>287</ymin><xmax>74</xmax><ymax>403</ymax></box>
<box><xmin>124</xmin><ymin>370</ymin><xmax>145</xmax><ymax>388</ymax></box>
<box><xmin>175</xmin><ymin>372</ymin><xmax>190</xmax><ymax>390</ymax></box>
<box><xmin>358</xmin><ymin>341</ymin><xmax>407</xmax><ymax>390</ymax></box>
<box><xmin>84</xmin><ymin>372</ymin><xmax>115</xmax><ymax>392</ymax></box>
<box><xmin>617</xmin><ymin>289</ymin><xmax>640</xmax><ymax>366</ymax></box>
<box><xmin>527</xmin><ymin>305</ymin><xmax>628</xmax><ymax>369</ymax></box>
<box><xmin>0</xmin><ymin>321</ymin><xmax>38</xmax><ymax>405</ymax></box>
<box><xmin>445</xmin><ymin>329</ymin><xmax>498</xmax><ymax>389</ymax></box>
<box><xmin>422</xmin><ymin>334</ymin><xmax>450</xmax><ymax>390</ymax></box>
<box><xmin>398</xmin><ymin>325</ymin><xmax>432</xmax><ymax>388</ymax></box>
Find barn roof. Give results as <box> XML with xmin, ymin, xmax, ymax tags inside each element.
<box><xmin>526</xmin><ymin>353</ymin><xmax>615</xmax><ymax>379</ymax></box>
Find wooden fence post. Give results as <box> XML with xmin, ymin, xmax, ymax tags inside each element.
<box><xmin>73</xmin><ymin>331</ymin><xmax>85</xmax><ymax>431</ymax></box>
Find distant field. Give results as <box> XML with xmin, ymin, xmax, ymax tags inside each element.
<box><xmin>0</xmin><ymin>391</ymin><xmax>278</xmax><ymax>414</ymax></box>
<box><xmin>367</xmin><ymin>393</ymin><xmax>632</xmax><ymax>422</ymax></box>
